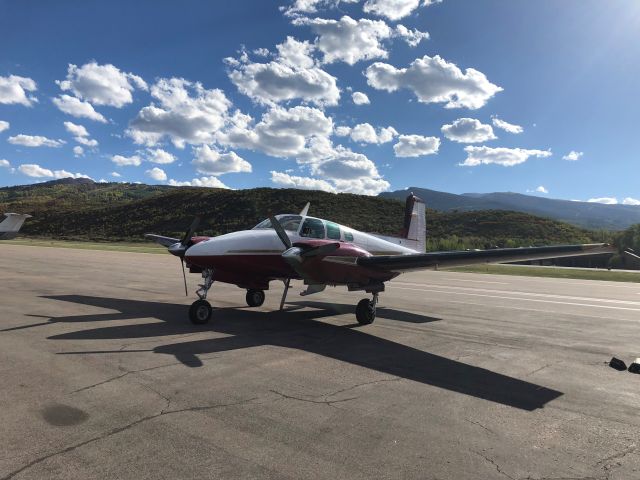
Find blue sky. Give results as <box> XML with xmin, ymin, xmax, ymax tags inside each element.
<box><xmin>1</xmin><ymin>0</ymin><xmax>639</xmax><ymax>204</ymax></box>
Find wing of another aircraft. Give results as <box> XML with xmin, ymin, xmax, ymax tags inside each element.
<box><xmin>357</xmin><ymin>243</ymin><xmax>616</xmax><ymax>273</ymax></box>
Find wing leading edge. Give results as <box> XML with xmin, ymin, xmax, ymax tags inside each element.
<box><xmin>357</xmin><ymin>243</ymin><xmax>616</xmax><ymax>273</ymax></box>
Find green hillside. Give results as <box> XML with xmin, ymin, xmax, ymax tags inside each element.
<box><xmin>1</xmin><ymin>179</ymin><xmax>605</xmax><ymax>249</ymax></box>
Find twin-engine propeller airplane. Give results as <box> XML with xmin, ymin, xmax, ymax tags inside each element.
<box><xmin>147</xmin><ymin>194</ymin><xmax>615</xmax><ymax>326</ymax></box>
<box><xmin>0</xmin><ymin>213</ymin><xmax>32</xmax><ymax>240</ymax></box>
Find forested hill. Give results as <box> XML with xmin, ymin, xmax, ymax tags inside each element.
<box><xmin>0</xmin><ymin>179</ymin><xmax>602</xmax><ymax>249</ymax></box>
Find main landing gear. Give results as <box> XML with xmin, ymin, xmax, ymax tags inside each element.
<box><xmin>355</xmin><ymin>292</ymin><xmax>379</xmax><ymax>325</ymax></box>
<box><xmin>188</xmin><ymin>268</ymin><xmax>214</xmax><ymax>324</ymax></box>
<box><xmin>246</xmin><ymin>289</ymin><xmax>265</xmax><ymax>307</ymax></box>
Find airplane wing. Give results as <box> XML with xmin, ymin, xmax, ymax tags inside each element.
<box><xmin>357</xmin><ymin>243</ymin><xmax>616</xmax><ymax>273</ymax></box>
<box><xmin>145</xmin><ymin>234</ymin><xmax>180</xmax><ymax>248</ymax></box>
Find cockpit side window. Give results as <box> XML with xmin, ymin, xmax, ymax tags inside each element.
<box><xmin>300</xmin><ymin>218</ymin><xmax>325</xmax><ymax>239</ymax></box>
<box><xmin>326</xmin><ymin>221</ymin><xmax>341</xmax><ymax>240</ymax></box>
<box><xmin>253</xmin><ymin>215</ymin><xmax>302</xmax><ymax>232</ymax></box>
<box><xmin>344</xmin><ymin>231</ymin><xmax>354</xmax><ymax>242</ymax></box>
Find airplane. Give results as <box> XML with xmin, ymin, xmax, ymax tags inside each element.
<box><xmin>0</xmin><ymin>213</ymin><xmax>32</xmax><ymax>240</ymax></box>
<box><xmin>146</xmin><ymin>194</ymin><xmax>616</xmax><ymax>326</ymax></box>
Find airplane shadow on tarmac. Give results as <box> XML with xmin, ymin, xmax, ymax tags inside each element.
<box><xmin>34</xmin><ymin>294</ymin><xmax>561</xmax><ymax>411</ymax></box>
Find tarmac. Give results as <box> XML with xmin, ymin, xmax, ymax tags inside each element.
<box><xmin>1</xmin><ymin>244</ymin><xmax>639</xmax><ymax>479</ymax></box>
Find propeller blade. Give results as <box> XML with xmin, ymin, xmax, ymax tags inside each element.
<box><xmin>180</xmin><ymin>258</ymin><xmax>188</xmax><ymax>296</ymax></box>
<box><xmin>180</xmin><ymin>216</ymin><xmax>201</xmax><ymax>246</ymax></box>
<box><xmin>269</xmin><ymin>215</ymin><xmax>292</xmax><ymax>249</ymax></box>
<box><xmin>301</xmin><ymin>242</ymin><xmax>340</xmax><ymax>257</ymax></box>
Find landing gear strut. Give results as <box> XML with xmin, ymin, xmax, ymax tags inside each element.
<box><xmin>356</xmin><ymin>292</ymin><xmax>378</xmax><ymax>325</ymax></box>
<box><xmin>246</xmin><ymin>289</ymin><xmax>265</xmax><ymax>307</ymax></box>
<box><xmin>189</xmin><ymin>269</ymin><xmax>214</xmax><ymax>325</ymax></box>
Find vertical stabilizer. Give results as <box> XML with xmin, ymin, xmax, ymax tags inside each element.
<box><xmin>0</xmin><ymin>213</ymin><xmax>32</xmax><ymax>240</ymax></box>
<box><xmin>402</xmin><ymin>194</ymin><xmax>426</xmax><ymax>252</ymax></box>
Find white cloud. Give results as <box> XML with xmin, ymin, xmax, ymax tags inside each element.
<box><xmin>127</xmin><ymin>77</ymin><xmax>231</xmax><ymax>147</ymax></box>
<box><xmin>535</xmin><ymin>185</ymin><xmax>548</xmax><ymax>194</ymax></box>
<box><xmin>192</xmin><ymin>145</ymin><xmax>252</xmax><ymax>175</ymax></box>
<box><xmin>491</xmin><ymin>116</ymin><xmax>523</xmax><ymax>134</ymax></box>
<box><xmin>168</xmin><ymin>176</ymin><xmax>229</xmax><ymax>188</ymax></box>
<box><xmin>441</xmin><ymin>118</ymin><xmax>496</xmax><ymax>143</ymax></box>
<box><xmin>563</xmin><ymin>150</ymin><xmax>583</xmax><ymax>161</ymax></box>
<box><xmin>8</xmin><ymin>134</ymin><xmax>65</xmax><ymax>148</ymax></box>
<box><xmin>18</xmin><ymin>163</ymin><xmax>89</xmax><ymax>179</ymax></box>
<box><xmin>294</xmin><ymin>16</ymin><xmax>392</xmax><ymax>65</ymax></box>
<box><xmin>63</xmin><ymin>121</ymin><xmax>98</xmax><ymax>147</ymax></box>
<box><xmin>461</xmin><ymin>146</ymin><xmax>552</xmax><ymax>167</ymax></box>
<box><xmin>366</xmin><ymin>55</ymin><xmax>502</xmax><ymax>110</ymax></box>
<box><xmin>352</xmin><ymin>91</ymin><xmax>370</xmax><ymax>105</ymax></box>
<box><xmin>73</xmin><ymin>146</ymin><xmax>84</xmax><ymax>157</ymax></box>
<box><xmin>146</xmin><ymin>148</ymin><xmax>176</xmax><ymax>164</ymax></box>
<box><xmin>363</xmin><ymin>0</ymin><xmax>440</xmax><ymax>21</ymax></box>
<box><xmin>349</xmin><ymin>123</ymin><xmax>397</xmax><ymax>144</ymax></box>
<box><xmin>228</xmin><ymin>39</ymin><xmax>340</xmax><ymax>106</ymax></box>
<box><xmin>393</xmin><ymin>134</ymin><xmax>440</xmax><ymax>157</ymax></box>
<box><xmin>56</xmin><ymin>62</ymin><xmax>147</xmax><ymax>108</ymax></box>
<box><xmin>52</xmin><ymin>95</ymin><xmax>107</xmax><ymax>123</ymax></box>
<box><xmin>0</xmin><ymin>75</ymin><xmax>37</xmax><ymax>106</ymax></box>
<box><xmin>111</xmin><ymin>154</ymin><xmax>142</xmax><ymax>166</ymax></box>
<box><xmin>335</xmin><ymin>126</ymin><xmax>352</xmax><ymax>137</ymax></box>
<box><xmin>0</xmin><ymin>159</ymin><xmax>11</xmax><ymax>168</ymax></box>
<box><xmin>276</xmin><ymin>36</ymin><xmax>316</xmax><ymax>69</ymax></box>
<box><xmin>146</xmin><ymin>167</ymin><xmax>167</xmax><ymax>181</ymax></box>
<box><xmin>587</xmin><ymin>197</ymin><xmax>618</xmax><ymax>205</ymax></box>
<box><xmin>283</xmin><ymin>0</ymin><xmax>359</xmax><ymax>16</ymax></box>
<box><xmin>111</xmin><ymin>171</ymin><xmax>121</xmax><ymax>178</ymax></box>
<box><xmin>395</xmin><ymin>25</ymin><xmax>429</xmax><ymax>46</ymax></box>
<box><xmin>622</xmin><ymin>197</ymin><xmax>640</xmax><ymax>206</ymax></box>
<box><xmin>0</xmin><ymin>120</ymin><xmax>9</xmax><ymax>133</ymax></box>
<box><xmin>271</xmin><ymin>170</ymin><xmax>337</xmax><ymax>192</ymax></box>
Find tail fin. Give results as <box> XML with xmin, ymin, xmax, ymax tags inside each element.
<box><xmin>401</xmin><ymin>194</ymin><xmax>426</xmax><ymax>252</ymax></box>
<box><xmin>0</xmin><ymin>213</ymin><xmax>32</xmax><ymax>240</ymax></box>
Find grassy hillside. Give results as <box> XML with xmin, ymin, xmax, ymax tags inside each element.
<box><xmin>1</xmin><ymin>179</ymin><xmax>604</xmax><ymax>249</ymax></box>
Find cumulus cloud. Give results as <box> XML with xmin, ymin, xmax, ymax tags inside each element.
<box><xmin>56</xmin><ymin>62</ymin><xmax>147</xmax><ymax>108</ymax></box>
<box><xmin>192</xmin><ymin>145</ymin><xmax>252</xmax><ymax>176</ymax></box>
<box><xmin>52</xmin><ymin>95</ymin><xmax>107</xmax><ymax>123</ymax></box>
<box><xmin>363</xmin><ymin>0</ymin><xmax>440</xmax><ymax>21</ymax></box>
<box><xmin>8</xmin><ymin>134</ymin><xmax>65</xmax><ymax>148</ymax></box>
<box><xmin>394</xmin><ymin>24</ymin><xmax>429</xmax><ymax>46</ymax></box>
<box><xmin>535</xmin><ymin>185</ymin><xmax>548</xmax><ymax>194</ymax></box>
<box><xmin>0</xmin><ymin>75</ymin><xmax>37</xmax><ymax>106</ymax></box>
<box><xmin>283</xmin><ymin>0</ymin><xmax>359</xmax><ymax>16</ymax></box>
<box><xmin>293</xmin><ymin>16</ymin><xmax>392</xmax><ymax>65</ymax></box>
<box><xmin>587</xmin><ymin>197</ymin><xmax>618</xmax><ymax>205</ymax></box>
<box><xmin>0</xmin><ymin>159</ymin><xmax>11</xmax><ymax>168</ymax></box>
<box><xmin>111</xmin><ymin>171</ymin><xmax>121</xmax><ymax>178</ymax></box>
<box><xmin>366</xmin><ymin>55</ymin><xmax>502</xmax><ymax>109</ymax></box>
<box><xmin>491</xmin><ymin>116</ymin><xmax>523</xmax><ymax>134</ymax></box>
<box><xmin>352</xmin><ymin>91</ymin><xmax>370</xmax><ymax>105</ymax></box>
<box><xmin>348</xmin><ymin>123</ymin><xmax>397</xmax><ymax>144</ymax></box>
<box><xmin>168</xmin><ymin>176</ymin><xmax>229</xmax><ymax>188</ymax></box>
<box><xmin>271</xmin><ymin>170</ymin><xmax>337</xmax><ymax>192</ymax></box>
<box><xmin>146</xmin><ymin>148</ymin><xmax>176</xmax><ymax>164</ymax></box>
<box><xmin>18</xmin><ymin>163</ymin><xmax>90</xmax><ymax>179</ymax></box>
<box><xmin>111</xmin><ymin>154</ymin><xmax>142</xmax><ymax>167</ymax></box>
<box><xmin>0</xmin><ymin>120</ymin><xmax>9</xmax><ymax>133</ymax></box>
<box><xmin>393</xmin><ymin>134</ymin><xmax>440</xmax><ymax>157</ymax></box>
<box><xmin>73</xmin><ymin>146</ymin><xmax>84</xmax><ymax>157</ymax></box>
<box><xmin>146</xmin><ymin>167</ymin><xmax>167</xmax><ymax>181</ymax></box>
<box><xmin>64</xmin><ymin>121</ymin><xmax>98</xmax><ymax>147</ymax></box>
<box><xmin>441</xmin><ymin>118</ymin><xmax>496</xmax><ymax>143</ymax></box>
<box><xmin>228</xmin><ymin>38</ymin><xmax>340</xmax><ymax>106</ymax></box>
<box><xmin>461</xmin><ymin>146</ymin><xmax>551</xmax><ymax>167</ymax></box>
<box><xmin>563</xmin><ymin>150</ymin><xmax>583</xmax><ymax>161</ymax></box>
<box><xmin>622</xmin><ymin>197</ymin><xmax>640</xmax><ymax>206</ymax></box>
<box><xmin>127</xmin><ymin>77</ymin><xmax>231</xmax><ymax>147</ymax></box>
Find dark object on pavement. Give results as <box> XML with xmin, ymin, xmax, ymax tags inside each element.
<box><xmin>627</xmin><ymin>359</ymin><xmax>640</xmax><ymax>374</ymax></box>
<box><xmin>609</xmin><ymin>357</ymin><xmax>627</xmax><ymax>371</ymax></box>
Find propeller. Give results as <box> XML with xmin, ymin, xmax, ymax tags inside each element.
<box><xmin>170</xmin><ymin>216</ymin><xmax>201</xmax><ymax>296</ymax></box>
<box><xmin>269</xmin><ymin>215</ymin><xmax>292</xmax><ymax>249</ymax></box>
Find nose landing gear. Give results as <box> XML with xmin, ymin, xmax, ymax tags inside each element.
<box><xmin>188</xmin><ymin>268</ymin><xmax>214</xmax><ymax>325</ymax></box>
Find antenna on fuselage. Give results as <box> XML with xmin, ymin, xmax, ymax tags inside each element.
<box><xmin>299</xmin><ymin>202</ymin><xmax>310</xmax><ymax>216</ymax></box>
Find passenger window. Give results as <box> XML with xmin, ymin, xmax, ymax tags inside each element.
<box><xmin>344</xmin><ymin>231</ymin><xmax>354</xmax><ymax>242</ymax></box>
<box><xmin>326</xmin><ymin>222</ymin><xmax>341</xmax><ymax>240</ymax></box>
<box><xmin>300</xmin><ymin>218</ymin><xmax>325</xmax><ymax>239</ymax></box>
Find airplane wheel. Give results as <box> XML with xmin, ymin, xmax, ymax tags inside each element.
<box><xmin>356</xmin><ymin>298</ymin><xmax>376</xmax><ymax>325</ymax></box>
<box><xmin>246</xmin><ymin>289</ymin><xmax>265</xmax><ymax>307</ymax></box>
<box><xmin>189</xmin><ymin>299</ymin><xmax>212</xmax><ymax>325</ymax></box>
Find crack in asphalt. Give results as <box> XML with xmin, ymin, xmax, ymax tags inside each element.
<box><xmin>0</xmin><ymin>397</ymin><xmax>258</xmax><ymax>480</ymax></box>
<box><xmin>595</xmin><ymin>443</ymin><xmax>637</xmax><ymax>480</ymax></box>
<box><xmin>470</xmin><ymin>449</ymin><xmax>515</xmax><ymax>480</ymax></box>
<box><xmin>464</xmin><ymin>418</ymin><xmax>498</xmax><ymax>436</ymax></box>
<box><xmin>270</xmin><ymin>389</ymin><xmax>358</xmax><ymax>408</ymax></box>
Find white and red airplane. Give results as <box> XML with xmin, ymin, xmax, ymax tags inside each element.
<box><xmin>0</xmin><ymin>213</ymin><xmax>32</xmax><ymax>240</ymax></box>
<box><xmin>147</xmin><ymin>194</ymin><xmax>615</xmax><ymax>325</ymax></box>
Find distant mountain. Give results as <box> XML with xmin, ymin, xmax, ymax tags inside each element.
<box><xmin>380</xmin><ymin>187</ymin><xmax>640</xmax><ymax>230</ymax></box>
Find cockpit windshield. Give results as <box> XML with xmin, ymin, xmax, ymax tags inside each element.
<box><xmin>253</xmin><ymin>215</ymin><xmax>302</xmax><ymax>232</ymax></box>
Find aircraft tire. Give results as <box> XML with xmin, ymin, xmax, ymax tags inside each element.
<box><xmin>189</xmin><ymin>299</ymin><xmax>212</xmax><ymax>324</ymax></box>
<box><xmin>356</xmin><ymin>298</ymin><xmax>375</xmax><ymax>325</ymax></box>
<box><xmin>246</xmin><ymin>289</ymin><xmax>265</xmax><ymax>307</ymax></box>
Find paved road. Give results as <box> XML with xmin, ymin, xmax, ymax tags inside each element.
<box><xmin>1</xmin><ymin>244</ymin><xmax>639</xmax><ymax>479</ymax></box>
